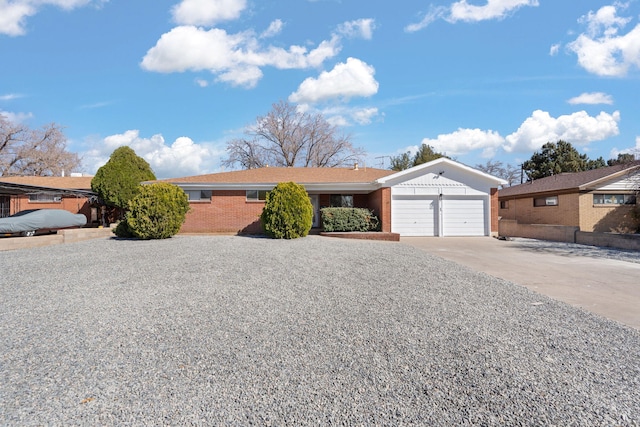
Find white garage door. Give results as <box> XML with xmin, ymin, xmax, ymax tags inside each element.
<box><xmin>442</xmin><ymin>198</ymin><xmax>486</xmax><ymax>236</ymax></box>
<box><xmin>391</xmin><ymin>196</ymin><xmax>437</xmax><ymax>236</ymax></box>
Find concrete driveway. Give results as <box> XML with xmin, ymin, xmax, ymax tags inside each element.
<box><xmin>401</xmin><ymin>237</ymin><xmax>640</xmax><ymax>331</ymax></box>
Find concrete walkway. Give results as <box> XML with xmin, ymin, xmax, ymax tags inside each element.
<box><xmin>401</xmin><ymin>237</ymin><xmax>640</xmax><ymax>331</ymax></box>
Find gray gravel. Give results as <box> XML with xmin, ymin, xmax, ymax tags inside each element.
<box><xmin>1</xmin><ymin>235</ymin><xmax>639</xmax><ymax>426</ymax></box>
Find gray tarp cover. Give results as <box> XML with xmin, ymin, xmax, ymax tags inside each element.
<box><xmin>0</xmin><ymin>209</ymin><xmax>86</xmax><ymax>233</ymax></box>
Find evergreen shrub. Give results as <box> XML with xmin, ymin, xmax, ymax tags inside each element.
<box><xmin>114</xmin><ymin>183</ymin><xmax>190</xmax><ymax>239</ymax></box>
<box><xmin>260</xmin><ymin>182</ymin><xmax>313</xmax><ymax>239</ymax></box>
<box><xmin>321</xmin><ymin>207</ymin><xmax>380</xmax><ymax>232</ymax></box>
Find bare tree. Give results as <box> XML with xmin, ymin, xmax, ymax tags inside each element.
<box><xmin>0</xmin><ymin>115</ymin><xmax>81</xmax><ymax>176</ymax></box>
<box><xmin>475</xmin><ymin>159</ymin><xmax>520</xmax><ymax>186</ymax></box>
<box><xmin>223</xmin><ymin>101</ymin><xmax>365</xmax><ymax>169</ymax></box>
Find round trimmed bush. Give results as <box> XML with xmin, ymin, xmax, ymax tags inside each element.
<box><xmin>115</xmin><ymin>183</ymin><xmax>190</xmax><ymax>239</ymax></box>
<box><xmin>260</xmin><ymin>182</ymin><xmax>313</xmax><ymax>239</ymax></box>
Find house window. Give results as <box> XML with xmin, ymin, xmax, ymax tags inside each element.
<box><xmin>29</xmin><ymin>193</ymin><xmax>62</xmax><ymax>203</ymax></box>
<box><xmin>533</xmin><ymin>196</ymin><xmax>558</xmax><ymax>207</ymax></box>
<box><xmin>593</xmin><ymin>194</ymin><xmax>636</xmax><ymax>205</ymax></box>
<box><xmin>500</xmin><ymin>200</ymin><xmax>509</xmax><ymax>209</ymax></box>
<box><xmin>246</xmin><ymin>190</ymin><xmax>269</xmax><ymax>201</ymax></box>
<box><xmin>185</xmin><ymin>190</ymin><xmax>212</xmax><ymax>201</ymax></box>
<box><xmin>330</xmin><ymin>194</ymin><xmax>354</xmax><ymax>208</ymax></box>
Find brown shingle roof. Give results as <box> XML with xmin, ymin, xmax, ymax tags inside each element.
<box><xmin>0</xmin><ymin>176</ymin><xmax>93</xmax><ymax>190</ymax></box>
<box><xmin>160</xmin><ymin>167</ymin><xmax>395</xmax><ymax>184</ymax></box>
<box><xmin>499</xmin><ymin>161</ymin><xmax>640</xmax><ymax>197</ymax></box>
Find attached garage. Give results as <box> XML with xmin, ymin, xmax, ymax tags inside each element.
<box><xmin>391</xmin><ymin>195</ymin><xmax>438</xmax><ymax>236</ymax></box>
<box><xmin>379</xmin><ymin>158</ymin><xmax>506</xmax><ymax>237</ymax></box>
<box><xmin>442</xmin><ymin>197</ymin><xmax>486</xmax><ymax>236</ymax></box>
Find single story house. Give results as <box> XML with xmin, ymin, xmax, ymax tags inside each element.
<box><xmin>0</xmin><ymin>176</ymin><xmax>98</xmax><ymax>224</ymax></box>
<box><xmin>499</xmin><ymin>161</ymin><xmax>640</xmax><ymax>236</ymax></box>
<box><xmin>159</xmin><ymin>158</ymin><xmax>507</xmax><ymax>237</ymax></box>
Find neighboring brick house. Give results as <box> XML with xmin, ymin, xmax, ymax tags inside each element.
<box><xmin>0</xmin><ymin>176</ymin><xmax>97</xmax><ymax>224</ymax></box>
<box><xmin>499</xmin><ymin>161</ymin><xmax>640</xmax><ymax>235</ymax></box>
<box><xmin>159</xmin><ymin>158</ymin><xmax>506</xmax><ymax>236</ymax></box>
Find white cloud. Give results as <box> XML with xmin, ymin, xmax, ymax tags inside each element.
<box><xmin>337</xmin><ymin>18</ymin><xmax>375</xmax><ymax>40</ymax></box>
<box><xmin>567</xmin><ymin>3</ymin><xmax>640</xmax><ymax>76</ymax></box>
<box><xmin>416</xmin><ymin>109</ymin><xmax>621</xmax><ymax>157</ymax></box>
<box><xmin>0</xmin><ymin>0</ymin><xmax>101</xmax><ymax>36</ymax></box>
<box><xmin>0</xmin><ymin>109</ymin><xmax>33</xmax><ymax>123</ymax></box>
<box><xmin>0</xmin><ymin>93</ymin><xmax>24</xmax><ymax>101</ymax></box>
<box><xmin>567</xmin><ymin>92</ymin><xmax>614</xmax><ymax>105</ymax></box>
<box><xmin>320</xmin><ymin>106</ymin><xmax>381</xmax><ymax>127</ymax></box>
<box><xmin>141</xmin><ymin>26</ymin><xmax>342</xmax><ymax>88</ymax></box>
<box><xmin>422</xmin><ymin>128</ymin><xmax>505</xmax><ymax>158</ymax></box>
<box><xmin>504</xmin><ymin>109</ymin><xmax>620</xmax><ymax>152</ymax></box>
<box><xmin>171</xmin><ymin>0</ymin><xmax>246</xmax><ymax>26</ymax></box>
<box><xmin>82</xmin><ymin>130</ymin><xmax>223</xmax><ymax>178</ymax></box>
<box><xmin>289</xmin><ymin>57</ymin><xmax>378</xmax><ymax>103</ymax></box>
<box><xmin>405</xmin><ymin>6</ymin><xmax>447</xmax><ymax>32</ymax></box>
<box><xmin>549</xmin><ymin>43</ymin><xmax>560</xmax><ymax>56</ymax></box>
<box><xmin>448</xmin><ymin>0</ymin><xmax>539</xmax><ymax>23</ymax></box>
<box><xmin>405</xmin><ymin>0</ymin><xmax>538</xmax><ymax>31</ymax></box>
<box><xmin>260</xmin><ymin>19</ymin><xmax>283</xmax><ymax>38</ymax></box>
<box><xmin>609</xmin><ymin>136</ymin><xmax>640</xmax><ymax>160</ymax></box>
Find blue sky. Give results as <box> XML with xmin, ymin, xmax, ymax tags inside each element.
<box><xmin>1</xmin><ymin>0</ymin><xmax>639</xmax><ymax>178</ymax></box>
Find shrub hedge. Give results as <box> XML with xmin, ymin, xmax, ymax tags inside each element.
<box><xmin>114</xmin><ymin>183</ymin><xmax>190</xmax><ymax>239</ymax></box>
<box><xmin>320</xmin><ymin>207</ymin><xmax>380</xmax><ymax>232</ymax></box>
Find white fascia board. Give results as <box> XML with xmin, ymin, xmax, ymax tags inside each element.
<box><xmin>377</xmin><ymin>157</ymin><xmax>507</xmax><ymax>187</ymax></box>
<box><xmin>173</xmin><ymin>182</ymin><xmax>380</xmax><ymax>194</ymax></box>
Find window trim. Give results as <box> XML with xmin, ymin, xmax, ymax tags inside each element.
<box><xmin>28</xmin><ymin>193</ymin><xmax>62</xmax><ymax>203</ymax></box>
<box><xmin>185</xmin><ymin>190</ymin><xmax>212</xmax><ymax>202</ymax></box>
<box><xmin>246</xmin><ymin>190</ymin><xmax>269</xmax><ymax>202</ymax></box>
<box><xmin>330</xmin><ymin>194</ymin><xmax>354</xmax><ymax>208</ymax></box>
<box><xmin>593</xmin><ymin>193</ymin><xmax>636</xmax><ymax>206</ymax></box>
<box><xmin>533</xmin><ymin>196</ymin><xmax>558</xmax><ymax>207</ymax></box>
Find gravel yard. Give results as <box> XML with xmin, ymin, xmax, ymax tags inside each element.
<box><xmin>1</xmin><ymin>235</ymin><xmax>639</xmax><ymax>425</ymax></box>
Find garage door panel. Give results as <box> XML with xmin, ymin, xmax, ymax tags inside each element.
<box><xmin>392</xmin><ymin>196</ymin><xmax>437</xmax><ymax>236</ymax></box>
<box><xmin>442</xmin><ymin>198</ymin><xmax>485</xmax><ymax>236</ymax></box>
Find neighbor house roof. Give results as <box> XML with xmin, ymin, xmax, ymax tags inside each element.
<box><xmin>0</xmin><ymin>176</ymin><xmax>93</xmax><ymax>190</ymax></box>
<box><xmin>0</xmin><ymin>176</ymin><xmax>94</xmax><ymax>197</ymax></box>
<box><xmin>499</xmin><ymin>161</ymin><xmax>640</xmax><ymax>198</ymax></box>
<box><xmin>160</xmin><ymin>167</ymin><xmax>395</xmax><ymax>185</ymax></box>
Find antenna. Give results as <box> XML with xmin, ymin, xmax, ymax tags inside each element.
<box><xmin>375</xmin><ymin>156</ymin><xmax>392</xmax><ymax>168</ymax></box>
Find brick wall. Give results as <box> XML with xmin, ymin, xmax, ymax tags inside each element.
<box><xmin>490</xmin><ymin>188</ymin><xmax>499</xmax><ymax>233</ymax></box>
<box><xmin>367</xmin><ymin>188</ymin><xmax>391</xmax><ymax>232</ymax></box>
<box><xmin>181</xmin><ymin>190</ymin><xmax>264</xmax><ymax>234</ymax></box>
<box><xmin>181</xmin><ymin>190</ymin><xmax>388</xmax><ymax>234</ymax></box>
<box><xmin>579</xmin><ymin>193</ymin><xmax>638</xmax><ymax>233</ymax></box>
<box><xmin>498</xmin><ymin>193</ymin><xmax>580</xmax><ymax>227</ymax></box>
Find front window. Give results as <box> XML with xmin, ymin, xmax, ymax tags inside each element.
<box><xmin>593</xmin><ymin>194</ymin><xmax>636</xmax><ymax>205</ymax></box>
<box><xmin>330</xmin><ymin>194</ymin><xmax>354</xmax><ymax>208</ymax></box>
<box><xmin>28</xmin><ymin>193</ymin><xmax>62</xmax><ymax>203</ymax></box>
<box><xmin>246</xmin><ymin>190</ymin><xmax>269</xmax><ymax>201</ymax></box>
<box><xmin>185</xmin><ymin>190</ymin><xmax>212</xmax><ymax>201</ymax></box>
<box><xmin>500</xmin><ymin>200</ymin><xmax>509</xmax><ymax>209</ymax></box>
<box><xmin>533</xmin><ymin>196</ymin><xmax>558</xmax><ymax>207</ymax></box>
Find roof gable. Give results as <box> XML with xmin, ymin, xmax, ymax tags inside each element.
<box><xmin>376</xmin><ymin>158</ymin><xmax>507</xmax><ymax>187</ymax></box>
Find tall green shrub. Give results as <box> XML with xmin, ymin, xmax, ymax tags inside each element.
<box><xmin>91</xmin><ymin>146</ymin><xmax>156</xmax><ymax>208</ymax></box>
<box><xmin>260</xmin><ymin>182</ymin><xmax>313</xmax><ymax>239</ymax></box>
<box><xmin>114</xmin><ymin>183</ymin><xmax>190</xmax><ymax>239</ymax></box>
